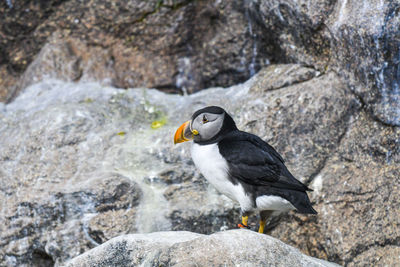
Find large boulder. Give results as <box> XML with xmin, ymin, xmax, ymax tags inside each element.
<box><xmin>244</xmin><ymin>64</ymin><xmax>358</xmax><ymax>181</ymax></box>
<box><xmin>252</xmin><ymin>0</ymin><xmax>400</xmax><ymax>126</ymax></box>
<box><xmin>65</xmin><ymin>230</ymin><xmax>339</xmax><ymax>267</ymax></box>
<box><xmin>269</xmin><ymin>110</ymin><xmax>400</xmax><ymax>266</ymax></box>
<box><xmin>0</xmin><ymin>0</ymin><xmax>270</xmax><ymax>101</ymax></box>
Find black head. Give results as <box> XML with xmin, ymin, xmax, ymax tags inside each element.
<box><xmin>190</xmin><ymin>106</ymin><xmax>237</xmax><ymax>145</ymax></box>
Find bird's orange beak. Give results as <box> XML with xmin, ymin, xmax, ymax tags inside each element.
<box><xmin>174</xmin><ymin>120</ymin><xmax>194</xmax><ymax>144</ymax></box>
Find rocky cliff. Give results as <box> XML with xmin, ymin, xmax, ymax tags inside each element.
<box><xmin>1</xmin><ymin>0</ymin><xmax>399</xmax><ymax>127</ymax></box>
<box><xmin>0</xmin><ymin>0</ymin><xmax>399</xmax><ymax>266</ymax></box>
<box><xmin>0</xmin><ymin>0</ymin><xmax>271</xmax><ymax>99</ymax></box>
<box><xmin>1</xmin><ymin>65</ymin><xmax>398</xmax><ymax>266</ymax></box>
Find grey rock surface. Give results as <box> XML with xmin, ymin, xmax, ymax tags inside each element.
<box><xmin>246</xmin><ymin>66</ymin><xmax>357</xmax><ymax>181</ymax></box>
<box><xmin>253</xmin><ymin>0</ymin><xmax>400</xmax><ymax>126</ymax></box>
<box><xmin>269</xmin><ymin>110</ymin><xmax>400</xmax><ymax>266</ymax></box>
<box><xmin>0</xmin><ymin>0</ymin><xmax>270</xmax><ymax>101</ymax></box>
<box><xmin>2</xmin><ymin>1</ymin><xmax>399</xmax><ymax>128</ymax></box>
<box><xmin>0</xmin><ymin>78</ymin><xmax>250</xmax><ymax>266</ymax></box>
<box><xmin>65</xmin><ymin>230</ymin><xmax>340</xmax><ymax>267</ymax></box>
<box><xmin>0</xmin><ymin>64</ymin><xmax>398</xmax><ymax>266</ymax></box>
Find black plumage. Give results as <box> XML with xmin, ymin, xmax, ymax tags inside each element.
<box><xmin>192</xmin><ymin>106</ymin><xmax>316</xmax><ymax>215</ymax></box>
<box><xmin>218</xmin><ymin>128</ymin><xmax>316</xmax><ymax>214</ymax></box>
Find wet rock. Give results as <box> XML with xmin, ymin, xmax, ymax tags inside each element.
<box><xmin>0</xmin><ymin>172</ymin><xmax>141</xmax><ymax>266</ymax></box>
<box><xmin>253</xmin><ymin>0</ymin><xmax>400</xmax><ymax>126</ymax></box>
<box><xmin>0</xmin><ymin>0</ymin><xmax>271</xmax><ymax>101</ymax></box>
<box><xmin>244</xmin><ymin>68</ymin><xmax>359</xmax><ymax>181</ymax></box>
<box><xmin>0</xmin><ymin>82</ymin><xmax>156</xmax><ymax>266</ymax></box>
<box><xmin>144</xmin><ymin>167</ymin><xmax>197</xmax><ymax>185</ymax></box>
<box><xmin>2</xmin><ymin>0</ymin><xmax>399</xmax><ymax>126</ymax></box>
<box><xmin>327</xmin><ymin>1</ymin><xmax>400</xmax><ymax>127</ymax></box>
<box><xmin>0</xmin><ymin>78</ymin><xmax>247</xmax><ymax>266</ymax></box>
<box><xmin>66</xmin><ymin>230</ymin><xmax>339</xmax><ymax>267</ymax></box>
<box><xmin>0</xmin><ymin>65</ymin><xmax>358</xmax><ymax>265</ymax></box>
<box><xmin>269</xmin><ymin>111</ymin><xmax>400</xmax><ymax>266</ymax></box>
<box><xmin>253</xmin><ymin>0</ymin><xmax>333</xmax><ymax>69</ymax></box>
<box><xmin>1</xmin><ymin>64</ymin><xmax>397</xmax><ymax>266</ymax></box>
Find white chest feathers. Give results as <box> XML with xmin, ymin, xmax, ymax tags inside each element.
<box><xmin>191</xmin><ymin>143</ymin><xmax>253</xmax><ymax>211</ymax></box>
<box><xmin>191</xmin><ymin>143</ymin><xmax>296</xmax><ymax>213</ymax></box>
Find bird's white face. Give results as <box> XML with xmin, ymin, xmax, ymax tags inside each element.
<box><xmin>174</xmin><ymin>110</ymin><xmax>225</xmax><ymax>144</ymax></box>
<box><xmin>191</xmin><ymin>112</ymin><xmax>225</xmax><ymax>143</ymax></box>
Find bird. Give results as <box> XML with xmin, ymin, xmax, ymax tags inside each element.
<box><xmin>174</xmin><ymin>106</ymin><xmax>317</xmax><ymax>234</ymax></box>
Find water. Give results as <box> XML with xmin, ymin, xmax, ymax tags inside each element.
<box><xmin>5</xmin><ymin>0</ymin><xmax>12</xmax><ymax>9</ymax></box>
<box><xmin>176</xmin><ymin>57</ymin><xmax>192</xmax><ymax>95</ymax></box>
<box><xmin>244</xmin><ymin>1</ymin><xmax>258</xmax><ymax>77</ymax></box>
<box><xmin>372</xmin><ymin>2</ymin><xmax>400</xmax><ymax>125</ymax></box>
<box><xmin>334</xmin><ymin>0</ymin><xmax>400</xmax><ymax>125</ymax></box>
<box><xmin>109</xmin><ymin>131</ymin><xmax>174</xmax><ymax>233</ymax></box>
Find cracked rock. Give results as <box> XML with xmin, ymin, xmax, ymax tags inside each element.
<box><xmin>270</xmin><ymin>111</ymin><xmax>400</xmax><ymax>266</ymax></box>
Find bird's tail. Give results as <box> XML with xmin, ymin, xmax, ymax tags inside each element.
<box><xmin>290</xmin><ymin>190</ymin><xmax>317</xmax><ymax>214</ymax></box>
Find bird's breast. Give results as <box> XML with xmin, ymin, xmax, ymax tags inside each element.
<box><xmin>191</xmin><ymin>143</ymin><xmax>253</xmax><ymax>211</ymax></box>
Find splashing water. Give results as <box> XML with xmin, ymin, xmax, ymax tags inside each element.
<box><xmin>5</xmin><ymin>0</ymin><xmax>13</xmax><ymax>9</ymax></box>
<box><xmin>372</xmin><ymin>2</ymin><xmax>400</xmax><ymax>125</ymax></box>
<box><xmin>176</xmin><ymin>57</ymin><xmax>192</xmax><ymax>95</ymax></box>
<box><xmin>244</xmin><ymin>0</ymin><xmax>258</xmax><ymax>77</ymax></box>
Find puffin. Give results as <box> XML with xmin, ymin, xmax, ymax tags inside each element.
<box><xmin>174</xmin><ymin>106</ymin><xmax>317</xmax><ymax>233</ymax></box>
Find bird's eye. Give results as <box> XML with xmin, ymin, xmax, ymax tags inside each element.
<box><xmin>202</xmin><ymin>115</ymin><xmax>208</xmax><ymax>123</ymax></box>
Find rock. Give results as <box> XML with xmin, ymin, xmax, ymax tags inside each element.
<box><xmin>250</xmin><ymin>64</ymin><xmax>320</xmax><ymax>92</ymax></box>
<box><xmin>18</xmin><ymin>35</ymin><xmax>115</xmax><ymax>91</ymax></box>
<box><xmin>352</xmin><ymin>245</ymin><xmax>400</xmax><ymax>267</ymax></box>
<box><xmin>2</xmin><ymin>0</ymin><xmax>399</xmax><ymax>127</ymax></box>
<box><xmin>0</xmin><ymin>0</ymin><xmax>271</xmax><ymax>101</ymax></box>
<box><xmin>269</xmin><ymin>111</ymin><xmax>400</xmax><ymax>266</ymax></box>
<box><xmin>164</xmin><ymin>182</ymin><xmax>240</xmax><ymax>233</ymax></box>
<box><xmin>0</xmin><ymin>79</ymin><xmax>249</xmax><ymax>266</ymax></box>
<box><xmin>0</xmin><ymin>65</ymin><xmax>18</xmax><ymax>102</ymax></box>
<box><xmin>0</xmin><ymin>0</ymin><xmax>68</xmax><ymax>102</ymax></box>
<box><xmin>252</xmin><ymin>0</ymin><xmax>400</xmax><ymax>126</ymax></box>
<box><xmin>0</xmin><ymin>64</ymin><xmax>398</xmax><ymax>266</ymax></box>
<box><xmin>2</xmin><ymin>0</ymin><xmax>399</xmax><ymax>126</ymax></box>
<box><xmin>245</xmin><ymin>67</ymin><xmax>358</xmax><ymax>181</ymax></box>
<box><xmin>65</xmin><ymin>230</ymin><xmax>339</xmax><ymax>267</ymax></box>
<box><xmin>0</xmin><ymin>172</ymin><xmax>141</xmax><ymax>266</ymax></box>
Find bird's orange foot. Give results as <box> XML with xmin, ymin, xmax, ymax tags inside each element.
<box><xmin>238</xmin><ymin>223</ymin><xmax>251</xmax><ymax>229</ymax></box>
<box><xmin>238</xmin><ymin>215</ymin><xmax>250</xmax><ymax>229</ymax></box>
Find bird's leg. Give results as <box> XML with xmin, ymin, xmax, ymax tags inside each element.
<box><xmin>258</xmin><ymin>219</ymin><xmax>266</xmax><ymax>233</ymax></box>
<box><xmin>238</xmin><ymin>212</ymin><xmax>251</xmax><ymax>229</ymax></box>
<box><xmin>259</xmin><ymin>210</ymin><xmax>273</xmax><ymax>234</ymax></box>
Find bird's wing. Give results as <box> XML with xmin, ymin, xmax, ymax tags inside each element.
<box><xmin>218</xmin><ymin>131</ymin><xmax>309</xmax><ymax>191</ymax></box>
